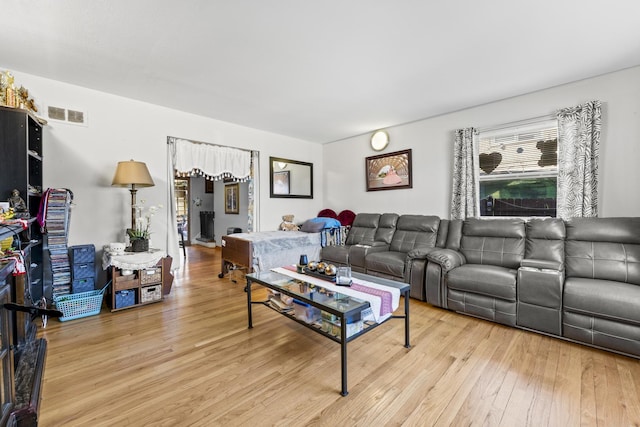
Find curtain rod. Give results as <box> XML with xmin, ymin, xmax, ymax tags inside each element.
<box><xmin>476</xmin><ymin>113</ymin><xmax>556</xmax><ymax>134</ymax></box>
<box><xmin>166</xmin><ymin>136</ymin><xmax>253</xmax><ymax>154</ymax></box>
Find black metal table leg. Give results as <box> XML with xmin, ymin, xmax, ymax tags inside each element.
<box><xmin>247</xmin><ymin>278</ymin><xmax>253</xmax><ymax>329</ymax></box>
<box><xmin>341</xmin><ymin>318</ymin><xmax>348</xmax><ymax>396</ymax></box>
<box><xmin>404</xmin><ymin>289</ymin><xmax>410</xmax><ymax>348</ymax></box>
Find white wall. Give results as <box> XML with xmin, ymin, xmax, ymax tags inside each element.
<box><xmin>214</xmin><ymin>179</ymin><xmax>249</xmax><ymax>242</ymax></box>
<box><xmin>323</xmin><ymin>66</ymin><xmax>640</xmax><ymax>218</ymax></box>
<box><xmin>4</xmin><ymin>69</ymin><xmax>324</xmax><ymax>254</ymax></box>
<box><xmin>6</xmin><ymin>65</ymin><xmax>639</xmax><ymax>259</ymax></box>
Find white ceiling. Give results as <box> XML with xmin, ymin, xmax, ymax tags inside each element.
<box><xmin>3</xmin><ymin>1</ymin><xmax>640</xmax><ymax>143</ymax></box>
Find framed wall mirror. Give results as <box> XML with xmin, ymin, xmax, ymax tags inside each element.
<box><xmin>269</xmin><ymin>156</ymin><xmax>313</xmax><ymax>199</ymax></box>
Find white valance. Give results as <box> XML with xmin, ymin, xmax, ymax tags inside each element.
<box><xmin>174</xmin><ymin>138</ymin><xmax>251</xmax><ymax>180</ymax></box>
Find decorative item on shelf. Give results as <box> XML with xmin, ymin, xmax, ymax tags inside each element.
<box><xmin>126</xmin><ymin>201</ymin><xmax>161</xmax><ymax>252</ymax></box>
<box><xmin>130</xmin><ymin>238</ymin><xmax>149</xmax><ymax>253</ymax></box>
<box><xmin>297</xmin><ymin>254</ymin><xmax>308</xmax><ymax>273</ymax></box>
<box><xmin>0</xmin><ymin>70</ymin><xmax>38</xmax><ymax>112</ymax></box>
<box><xmin>0</xmin><ymin>71</ymin><xmax>16</xmax><ymax>108</ymax></box>
<box><xmin>8</xmin><ymin>189</ymin><xmax>27</xmax><ymax>216</ymax></box>
<box><xmin>336</xmin><ymin>266</ymin><xmax>352</xmax><ymax>286</ymax></box>
<box><xmin>109</xmin><ymin>242</ymin><xmax>125</xmax><ymax>255</ymax></box>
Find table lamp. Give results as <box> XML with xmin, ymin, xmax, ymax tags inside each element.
<box><xmin>111</xmin><ymin>160</ymin><xmax>155</xmax><ymax>230</ymax></box>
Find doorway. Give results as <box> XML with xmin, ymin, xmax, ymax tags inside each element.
<box><xmin>175</xmin><ymin>177</ymin><xmax>190</xmax><ymax>245</ymax></box>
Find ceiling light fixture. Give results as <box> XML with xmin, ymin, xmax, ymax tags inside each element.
<box><xmin>370</xmin><ymin>130</ymin><xmax>389</xmax><ymax>151</ymax></box>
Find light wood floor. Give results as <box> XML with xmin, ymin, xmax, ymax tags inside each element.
<box><xmin>38</xmin><ymin>246</ymin><xmax>640</xmax><ymax>426</ymax></box>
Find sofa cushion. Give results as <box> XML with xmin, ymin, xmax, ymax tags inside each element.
<box><xmin>460</xmin><ymin>218</ymin><xmax>525</xmax><ymax>269</ymax></box>
<box><xmin>374</xmin><ymin>213</ymin><xmax>399</xmax><ymax>244</ymax></box>
<box><xmin>565</xmin><ymin>241</ymin><xmax>640</xmax><ymax>285</ymax></box>
<box><xmin>566</xmin><ymin>217</ymin><xmax>640</xmax><ymax>244</ymax></box>
<box><xmin>337</xmin><ymin>209</ymin><xmax>356</xmax><ymax>227</ymax></box>
<box><xmin>389</xmin><ymin>215</ymin><xmax>439</xmax><ymax>253</ymax></box>
<box><xmin>446</xmin><ymin>264</ymin><xmax>517</xmax><ymax>301</ymax></box>
<box><xmin>300</xmin><ymin>220</ymin><xmax>325</xmax><ymax>233</ymax></box>
<box><xmin>320</xmin><ymin>245</ymin><xmax>349</xmax><ymax>266</ymax></box>
<box><xmin>525</xmin><ymin>218</ymin><xmax>565</xmax><ymax>264</ymax></box>
<box><xmin>564</xmin><ymin>277</ymin><xmax>640</xmax><ymax>326</ymax></box>
<box><xmin>344</xmin><ymin>213</ymin><xmax>380</xmax><ymax>245</ymax></box>
<box><xmin>565</xmin><ymin>218</ymin><xmax>640</xmax><ymax>285</ymax></box>
<box><xmin>365</xmin><ymin>251</ymin><xmax>406</xmax><ymax>278</ymax></box>
<box><xmin>445</xmin><ymin>219</ymin><xmax>463</xmax><ymax>250</ymax></box>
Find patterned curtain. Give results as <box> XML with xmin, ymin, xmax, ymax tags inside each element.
<box><xmin>247</xmin><ymin>151</ymin><xmax>260</xmax><ymax>232</ymax></box>
<box><xmin>556</xmin><ymin>100</ymin><xmax>601</xmax><ymax>219</ymax></box>
<box><xmin>450</xmin><ymin>127</ymin><xmax>478</xmax><ymax>220</ymax></box>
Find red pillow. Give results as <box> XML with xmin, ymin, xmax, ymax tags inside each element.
<box><xmin>337</xmin><ymin>210</ymin><xmax>356</xmax><ymax>227</ymax></box>
<box><xmin>317</xmin><ymin>209</ymin><xmax>338</xmax><ymax>219</ymax></box>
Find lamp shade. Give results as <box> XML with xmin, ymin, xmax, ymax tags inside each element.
<box><xmin>112</xmin><ymin>160</ymin><xmax>155</xmax><ymax>187</ymax></box>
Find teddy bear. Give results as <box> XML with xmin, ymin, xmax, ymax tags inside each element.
<box><xmin>279</xmin><ymin>214</ymin><xmax>299</xmax><ymax>231</ymax></box>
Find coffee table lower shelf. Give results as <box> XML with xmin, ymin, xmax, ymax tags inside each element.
<box><xmin>246</xmin><ymin>271</ymin><xmax>410</xmax><ymax>396</ymax></box>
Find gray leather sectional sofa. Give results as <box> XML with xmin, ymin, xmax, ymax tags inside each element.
<box><xmin>321</xmin><ymin>213</ymin><xmax>640</xmax><ymax>358</ymax></box>
<box><xmin>321</xmin><ymin>213</ymin><xmax>446</xmax><ymax>300</ymax></box>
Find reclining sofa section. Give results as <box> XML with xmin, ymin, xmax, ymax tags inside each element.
<box><xmin>426</xmin><ymin>216</ymin><xmax>640</xmax><ymax>359</ymax></box>
<box><xmin>321</xmin><ymin>213</ymin><xmax>445</xmax><ymax>300</ymax></box>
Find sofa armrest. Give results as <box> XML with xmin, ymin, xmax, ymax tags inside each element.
<box><xmin>426</xmin><ymin>248</ymin><xmax>466</xmax><ymax>273</ymax></box>
<box><xmin>407</xmin><ymin>246</ymin><xmax>436</xmax><ymax>260</ymax></box>
<box><xmin>520</xmin><ymin>258</ymin><xmax>563</xmax><ymax>271</ymax></box>
<box><xmin>349</xmin><ymin>242</ymin><xmax>389</xmax><ymax>271</ymax></box>
<box><xmin>357</xmin><ymin>240</ymin><xmax>389</xmax><ymax>248</ymax></box>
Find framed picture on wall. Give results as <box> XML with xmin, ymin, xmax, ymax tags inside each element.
<box><xmin>365</xmin><ymin>149</ymin><xmax>413</xmax><ymax>191</ymax></box>
<box><xmin>272</xmin><ymin>170</ymin><xmax>290</xmax><ymax>195</ymax></box>
<box><xmin>205</xmin><ymin>179</ymin><xmax>213</xmax><ymax>193</ymax></box>
<box><xmin>225</xmin><ymin>183</ymin><xmax>239</xmax><ymax>214</ymax></box>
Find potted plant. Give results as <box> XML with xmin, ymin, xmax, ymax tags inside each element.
<box><xmin>128</xmin><ymin>202</ymin><xmax>161</xmax><ymax>252</ymax></box>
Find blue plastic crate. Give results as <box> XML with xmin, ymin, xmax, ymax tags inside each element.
<box><xmin>72</xmin><ymin>262</ymin><xmax>94</xmax><ymax>280</ymax></box>
<box><xmin>115</xmin><ymin>289</ymin><xmax>136</xmax><ymax>309</ymax></box>
<box><xmin>70</xmin><ymin>244</ymin><xmax>95</xmax><ymax>265</ymax></box>
<box><xmin>72</xmin><ymin>277</ymin><xmax>95</xmax><ymax>293</ymax></box>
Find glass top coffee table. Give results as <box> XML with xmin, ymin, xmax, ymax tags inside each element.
<box><xmin>246</xmin><ymin>270</ymin><xmax>410</xmax><ymax>396</ymax></box>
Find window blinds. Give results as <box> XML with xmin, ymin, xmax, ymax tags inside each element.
<box><xmin>478</xmin><ymin>120</ymin><xmax>558</xmax><ymax>180</ymax></box>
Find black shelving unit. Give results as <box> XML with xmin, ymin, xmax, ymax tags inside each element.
<box><xmin>0</xmin><ymin>105</ymin><xmax>48</xmax><ymax>424</ymax></box>
<box><xmin>0</xmin><ymin>105</ymin><xmax>44</xmax><ymax>302</ymax></box>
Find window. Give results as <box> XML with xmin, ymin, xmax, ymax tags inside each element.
<box><xmin>477</xmin><ymin>120</ymin><xmax>558</xmax><ymax>217</ymax></box>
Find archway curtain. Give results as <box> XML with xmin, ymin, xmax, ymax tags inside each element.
<box><xmin>450</xmin><ymin>127</ymin><xmax>478</xmax><ymax>220</ymax></box>
<box><xmin>173</xmin><ymin>138</ymin><xmax>251</xmax><ymax>180</ymax></box>
<box><xmin>166</xmin><ymin>137</ymin><xmax>253</xmax><ymax>266</ymax></box>
<box><xmin>556</xmin><ymin>100</ymin><xmax>601</xmax><ymax>219</ymax></box>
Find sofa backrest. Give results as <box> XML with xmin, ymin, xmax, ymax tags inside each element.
<box><xmin>373</xmin><ymin>213</ymin><xmax>399</xmax><ymax>244</ymax></box>
<box><xmin>345</xmin><ymin>213</ymin><xmax>380</xmax><ymax>245</ymax></box>
<box><xmin>445</xmin><ymin>219</ymin><xmax>463</xmax><ymax>250</ymax></box>
<box><xmin>389</xmin><ymin>215</ymin><xmax>440</xmax><ymax>253</ymax></box>
<box><xmin>525</xmin><ymin>218</ymin><xmax>565</xmax><ymax>264</ymax></box>
<box><xmin>565</xmin><ymin>217</ymin><xmax>640</xmax><ymax>285</ymax></box>
<box><xmin>436</xmin><ymin>219</ymin><xmax>449</xmax><ymax>248</ymax></box>
<box><xmin>460</xmin><ymin>218</ymin><xmax>525</xmax><ymax>268</ymax></box>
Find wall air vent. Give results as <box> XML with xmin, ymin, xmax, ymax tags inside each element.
<box><xmin>67</xmin><ymin>110</ymin><xmax>84</xmax><ymax>124</ymax></box>
<box><xmin>46</xmin><ymin>105</ymin><xmax>88</xmax><ymax>126</ymax></box>
<box><xmin>47</xmin><ymin>106</ymin><xmax>65</xmax><ymax>121</ymax></box>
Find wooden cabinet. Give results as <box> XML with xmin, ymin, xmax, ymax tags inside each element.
<box><xmin>108</xmin><ymin>262</ymin><xmax>164</xmax><ymax>312</ymax></box>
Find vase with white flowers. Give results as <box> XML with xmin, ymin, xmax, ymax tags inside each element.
<box><xmin>127</xmin><ymin>201</ymin><xmax>162</xmax><ymax>252</ymax></box>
